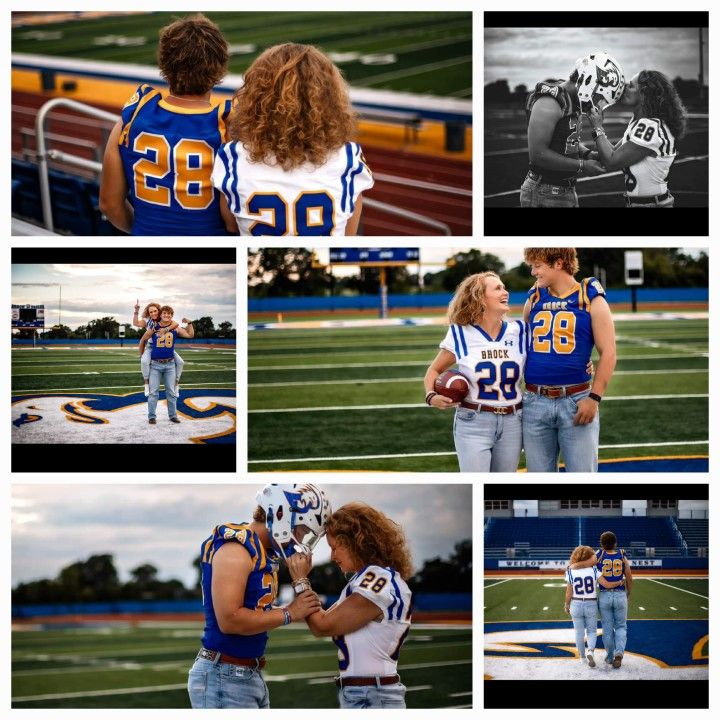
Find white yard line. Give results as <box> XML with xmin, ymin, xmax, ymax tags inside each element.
<box><xmin>13</xmin><ymin>382</ymin><xmax>235</xmax><ymax>394</ymax></box>
<box><xmin>484</xmin><ymin>578</ymin><xmax>513</xmax><ymax>590</ymax></box>
<box><xmin>643</xmin><ymin>577</ymin><xmax>708</xmax><ymax>600</ymax></box>
<box><xmin>13</xmin><ymin>683</ymin><xmax>187</xmax><ymax>702</ymax></box>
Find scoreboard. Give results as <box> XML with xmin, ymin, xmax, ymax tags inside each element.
<box><xmin>11</xmin><ymin>304</ymin><xmax>45</xmax><ymax>328</ymax></box>
<box><xmin>329</xmin><ymin>248</ymin><xmax>420</xmax><ymax>266</ymax></box>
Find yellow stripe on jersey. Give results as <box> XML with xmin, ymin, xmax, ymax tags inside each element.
<box><xmin>217</xmin><ymin>102</ymin><xmax>229</xmax><ymax>143</ymax></box>
<box><xmin>201</xmin><ymin>534</ymin><xmax>215</xmax><ymax>564</ymax></box>
<box><xmin>118</xmin><ymin>87</ymin><xmax>161</xmax><ymax>147</ymax></box>
<box><xmin>530</xmin><ymin>284</ymin><xmax>541</xmax><ymax>309</ymax></box>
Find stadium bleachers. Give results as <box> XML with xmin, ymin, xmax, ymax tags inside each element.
<box><xmin>676</xmin><ymin>519</ymin><xmax>709</xmax><ymax>550</ymax></box>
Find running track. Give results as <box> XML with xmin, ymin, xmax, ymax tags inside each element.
<box><xmin>12</xmin><ymin>90</ymin><xmax>472</xmax><ymax>236</ymax></box>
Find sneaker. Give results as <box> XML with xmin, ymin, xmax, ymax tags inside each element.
<box><xmin>612</xmin><ymin>655</ymin><xmax>622</xmax><ymax>668</ymax></box>
<box><xmin>144</xmin><ymin>381</ymin><xmax>150</xmax><ymax>397</ymax></box>
<box><xmin>170</xmin><ymin>417</ymin><xmax>181</xmax><ymax>424</ymax></box>
<box><xmin>587</xmin><ymin>654</ymin><xmax>596</xmax><ymax>668</ymax></box>
<box><xmin>148</xmin><ymin>418</ymin><xmax>156</xmax><ymax>425</ymax></box>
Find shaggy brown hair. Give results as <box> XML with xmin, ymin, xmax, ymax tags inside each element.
<box><xmin>637</xmin><ymin>70</ymin><xmax>688</xmax><ymax>140</ymax></box>
<box><xmin>227</xmin><ymin>43</ymin><xmax>357</xmax><ymax>170</ymax></box>
<box><xmin>325</xmin><ymin>502</ymin><xmax>413</xmax><ymax>580</ymax></box>
<box><xmin>524</xmin><ymin>248</ymin><xmax>579</xmax><ymax>275</ymax></box>
<box><xmin>569</xmin><ymin>545</ymin><xmax>595</xmax><ymax>564</ymax></box>
<box><xmin>157</xmin><ymin>14</ymin><xmax>229</xmax><ymax>95</ymax></box>
<box><xmin>600</xmin><ymin>531</ymin><xmax>617</xmax><ymax>550</ymax></box>
<box><xmin>141</xmin><ymin>302</ymin><xmax>161</xmax><ymax>320</ymax></box>
<box><xmin>159</xmin><ymin>305</ymin><xmax>174</xmax><ymax>317</ymax></box>
<box><xmin>447</xmin><ymin>272</ymin><xmax>501</xmax><ymax>326</ymax></box>
<box><xmin>253</xmin><ymin>506</ymin><xmax>266</xmax><ymax>523</ymax></box>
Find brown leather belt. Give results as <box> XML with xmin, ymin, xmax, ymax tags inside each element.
<box><xmin>336</xmin><ymin>674</ymin><xmax>400</xmax><ymax>688</ymax></box>
<box><xmin>625</xmin><ymin>190</ymin><xmax>669</xmax><ymax>205</ymax></box>
<box><xmin>459</xmin><ymin>401</ymin><xmax>522</xmax><ymax>415</ymax></box>
<box><xmin>197</xmin><ymin>647</ymin><xmax>266</xmax><ymax>669</ymax></box>
<box><xmin>525</xmin><ymin>382</ymin><xmax>590</xmax><ymax>398</ymax></box>
<box><xmin>152</xmin><ymin>357</ymin><xmax>174</xmax><ymax>363</ymax></box>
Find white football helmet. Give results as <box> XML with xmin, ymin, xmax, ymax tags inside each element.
<box><xmin>255</xmin><ymin>484</ymin><xmax>331</xmax><ymax>560</ymax></box>
<box><xmin>575</xmin><ymin>52</ymin><xmax>625</xmax><ymax>113</ymax></box>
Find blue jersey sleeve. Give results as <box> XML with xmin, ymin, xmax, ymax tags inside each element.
<box><xmin>583</xmin><ymin>277</ymin><xmax>606</xmax><ymax>303</ymax></box>
<box><xmin>120</xmin><ymin>84</ymin><xmax>156</xmax><ymax>124</ymax></box>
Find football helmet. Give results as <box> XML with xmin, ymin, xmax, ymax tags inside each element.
<box><xmin>255</xmin><ymin>484</ymin><xmax>331</xmax><ymax>560</ymax></box>
<box><xmin>575</xmin><ymin>52</ymin><xmax>625</xmax><ymax>113</ymax></box>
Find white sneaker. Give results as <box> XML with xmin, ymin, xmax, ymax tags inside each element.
<box><xmin>144</xmin><ymin>380</ymin><xmax>149</xmax><ymax>397</ymax></box>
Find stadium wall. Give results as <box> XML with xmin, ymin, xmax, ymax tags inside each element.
<box><xmin>11</xmin><ymin>338</ymin><xmax>235</xmax><ymax>346</ymax></box>
<box><xmin>12</xmin><ymin>592</ymin><xmax>471</xmax><ymax>618</ymax></box>
<box><xmin>484</xmin><ymin>558</ymin><xmax>708</xmax><ymax>571</ymax></box>
<box><xmin>249</xmin><ymin>287</ymin><xmax>708</xmax><ymax>313</ymax></box>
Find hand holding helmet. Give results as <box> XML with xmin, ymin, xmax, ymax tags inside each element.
<box><xmin>575</xmin><ymin>52</ymin><xmax>625</xmax><ymax>114</ymax></box>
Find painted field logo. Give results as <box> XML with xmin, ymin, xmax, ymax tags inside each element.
<box><xmin>11</xmin><ymin>389</ymin><xmax>235</xmax><ymax>444</ymax></box>
<box><xmin>485</xmin><ymin>620</ymin><xmax>708</xmax><ymax>681</ymax></box>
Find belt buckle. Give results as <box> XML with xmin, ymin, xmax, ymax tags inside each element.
<box><xmin>493</xmin><ymin>406</ymin><xmax>504</xmax><ymax>414</ymax></box>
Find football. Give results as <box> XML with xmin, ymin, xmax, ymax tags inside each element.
<box><xmin>434</xmin><ymin>369</ymin><xmax>470</xmax><ymax>403</ymax></box>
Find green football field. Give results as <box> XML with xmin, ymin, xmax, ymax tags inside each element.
<box><xmin>11</xmin><ymin>345</ymin><xmax>235</xmax><ymax>395</ymax></box>
<box><xmin>12</xmin><ymin>11</ymin><xmax>472</xmax><ymax>97</ymax></box>
<box><xmin>11</xmin><ymin>622</ymin><xmax>471</xmax><ymax>709</ymax></box>
<box><xmin>484</xmin><ymin>577</ymin><xmax>709</xmax><ymax>622</ymax></box>
<box><xmin>248</xmin><ymin>315</ymin><xmax>708</xmax><ymax>471</ymax></box>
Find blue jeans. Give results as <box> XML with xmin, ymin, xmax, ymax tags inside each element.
<box><xmin>141</xmin><ymin>346</ymin><xmax>183</xmax><ymax>381</ymax></box>
<box><xmin>598</xmin><ymin>590</ymin><xmax>628</xmax><ymax>660</ymax></box>
<box><xmin>338</xmin><ymin>682</ymin><xmax>406</xmax><ymax>709</ymax></box>
<box><xmin>520</xmin><ymin>175</ymin><xmax>578</xmax><ymax>207</ymax></box>
<box><xmin>453</xmin><ymin>407</ymin><xmax>522</xmax><ymax>472</ymax></box>
<box><xmin>570</xmin><ymin>600</ymin><xmax>598</xmax><ymax>657</ymax></box>
<box><xmin>188</xmin><ymin>656</ymin><xmax>270</xmax><ymax>708</ymax></box>
<box><xmin>148</xmin><ymin>360</ymin><xmax>177</xmax><ymax>420</ymax></box>
<box><xmin>521</xmin><ymin>390</ymin><xmax>599</xmax><ymax>472</ymax></box>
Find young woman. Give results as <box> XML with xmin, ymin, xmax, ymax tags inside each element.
<box><xmin>564</xmin><ymin>545</ymin><xmax>623</xmax><ymax>667</ymax></box>
<box><xmin>588</xmin><ymin>70</ymin><xmax>688</xmax><ymax>207</ymax></box>
<box><xmin>132</xmin><ymin>300</ymin><xmax>185</xmax><ymax>396</ymax></box>
<box><xmin>212</xmin><ymin>43</ymin><xmax>374</xmax><ymax>236</ymax></box>
<box><xmin>287</xmin><ymin>503</ymin><xmax>412</xmax><ymax>709</ymax></box>
<box><xmin>100</xmin><ymin>14</ymin><xmax>237</xmax><ymax>235</ymax></box>
<box><xmin>424</xmin><ymin>272</ymin><xmax>527</xmax><ymax>472</ymax></box>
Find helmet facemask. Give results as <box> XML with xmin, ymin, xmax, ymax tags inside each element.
<box><xmin>575</xmin><ymin>52</ymin><xmax>625</xmax><ymax>114</ymax></box>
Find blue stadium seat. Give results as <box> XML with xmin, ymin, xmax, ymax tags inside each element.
<box><xmin>11</xmin><ymin>159</ymin><xmax>43</xmax><ymax>223</ymax></box>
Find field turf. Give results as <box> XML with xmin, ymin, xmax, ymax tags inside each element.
<box><xmin>12</xmin><ymin>12</ymin><xmax>472</xmax><ymax>98</ymax></box>
<box><xmin>484</xmin><ymin>577</ymin><xmax>708</xmax><ymax>622</ymax></box>
<box><xmin>11</xmin><ymin>345</ymin><xmax>235</xmax><ymax>396</ymax></box>
<box><xmin>11</xmin><ymin>622</ymin><xmax>471</xmax><ymax>708</ymax></box>
<box><xmin>248</xmin><ymin>315</ymin><xmax>708</xmax><ymax>471</ymax></box>
<box><xmin>484</xmin><ymin>108</ymin><xmax>708</xmax><ymax>206</ymax></box>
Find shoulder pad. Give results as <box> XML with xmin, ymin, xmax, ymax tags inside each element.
<box><xmin>628</xmin><ymin>117</ymin><xmax>664</xmax><ymax>154</ymax></box>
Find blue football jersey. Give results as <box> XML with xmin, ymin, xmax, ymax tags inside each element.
<box><xmin>150</xmin><ymin>327</ymin><xmax>177</xmax><ymax>360</ymax></box>
<box><xmin>596</xmin><ymin>548</ymin><xmax>627</xmax><ymax>591</ymax></box>
<box><xmin>200</xmin><ymin>523</ymin><xmax>279</xmax><ymax>657</ymax></box>
<box><xmin>118</xmin><ymin>84</ymin><xmax>232</xmax><ymax>235</ymax></box>
<box><xmin>525</xmin><ymin>277</ymin><xmax>606</xmax><ymax>386</ymax></box>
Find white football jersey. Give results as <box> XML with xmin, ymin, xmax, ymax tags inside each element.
<box><xmin>566</xmin><ymin>565</ymin><xmax>599</xmax><ymax>600</ymax></box>
<box><xmin>332</xmin><ymin>565</ymin><xmax>412</xmax><ymax>677</ymax></box>
<box><xmin>212</xmin><ymin>141</ymin><xmax>373</xmax><ymax>236</ymax></box>
<box><xmin>622</xmin><ymin>116</ymin><xmax>676</xmax><ymax>197</ymax></box>
<box><xmin>439</xmin><ymin>320</ymin><xmax>528</xmax><ymax>408</ymax></box>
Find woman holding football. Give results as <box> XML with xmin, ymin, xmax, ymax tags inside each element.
<box><xmin>423</xmin><ymin>272</ymin><xmax>527</xmax><ymax>472</ymax></box>
<box><xmin>587</xmin><ymin>70</ymin><xmax>687</xmax><ymax>207</ymax></box>
<box><xmin>564</xmin><ymin>545</ymin><xmax>624</xmax><ymax>667</ymax></box>
<box><xmin>286</xmin><ymin>502</ymin><xmax>412</xmax><ymax>709</ymax></box>
<box><xmin>212</xmin><ymin>43</ymin><xmax>374</xmax><ymax>236</ymax></box>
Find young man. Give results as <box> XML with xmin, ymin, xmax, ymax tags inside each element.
<box><xmin>188</xmin><ymin>484</ymin><xmax>331</xmax><ymax>708</ymax></box>
<box><xmin>100</xmin><ymin>14</ymin><xmax>237</xmax><ymax>235</ymax></box>
<box><xmin>522</xmin><ymin>248</ymin><xmax>616</xmax><ymax>471</ymax></box>
<box><xmin>139</xmin><ymin>306</ymin><xmax>193</xmax><ymax>424</ymax></box>
<box><xmin>573</xmin><ymin>531</ymin><xmax>633</xmax><ymax>668</ymax></box>
<box><xmin>520</xmin><ymin>52</ymin><xmax>625</xmax><ymax>207</ymax></box>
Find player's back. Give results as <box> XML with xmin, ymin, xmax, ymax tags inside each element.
<box><xmin>596</xmin><ymin>548</ymin><xmax>626</xmax><ymax>590</ymax></box>
<box><xmin>118</xmin><ymin>84</ymin><xmax>231</xmax><ymax>236</ymax></box>
<box><xmin>212</xmin><ymin>141</ymin><xmax>374</xmax><ymax>236</ymax></box>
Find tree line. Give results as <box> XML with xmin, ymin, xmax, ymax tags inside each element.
<box><xmin>12</xmin><ymin>540</ymin><xmax>472</xmax><ymax>605</ymax></box>
<box><xmin>13</xmin><ymin>316</ymin><xmax>235</xmax><ymax>340</ymax></box>
<box><xmin>249</xmin><ymin>248</ymin><xmax>708</xmax><ymax>298</ymax></box>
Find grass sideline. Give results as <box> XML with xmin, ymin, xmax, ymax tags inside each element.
<box><xmin>11</xmin><ymin>622</ymin><xmax>471</xmax><ymax>708</ymax></box>
<box><xmin>248</xmin><ymin>315</ymin><xmax>708</xmax><ymax>471</ymax></box>
<box><xmin>12</xmin><ymin>12</ymin><xmax>472</xmax><ymax>98</ymax></box>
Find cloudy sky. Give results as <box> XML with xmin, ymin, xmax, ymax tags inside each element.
<box><xmin>11</xmin><ymin>483</ymin><xmax>472</xmax><ymax>588</ymax></box>
<box><xmin>11</xmin><ymin>264</ymin><xmax>236</xmax><ymax>329</ymax></box>
<box><xmin>484</xmin><ymin>27</ymin><xmax>708</xmax><ymax>90</ymax></box>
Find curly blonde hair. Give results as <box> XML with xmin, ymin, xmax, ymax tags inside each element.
<box><xmin>569</xmin><ymin>545</ymin><xmax>595</xmax><ymax>564</ymax></box>
<box><xmin>325</xmin><ymin>502</ymin><xmax>413</xmax><ymax>580</ymax></box>
<box><xmin>227</xmin><ymin>43</ymin><xmax>357</xmax><ymax>171</ymax></box>
<box><xmin>447</xmin><ymin>272</ymin><xmax>500</xmax><ymax>326</ymax></box>
<box><xmin>141</xmin><ymin>302</ymin><xmax>161</xmax><ymax>320</ymax></box>
<box><xmin>523</xmin><ymin>248</ymin><xmax>579</xmax><ymax>275</ymax></box>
